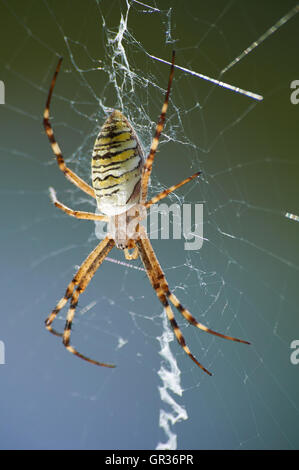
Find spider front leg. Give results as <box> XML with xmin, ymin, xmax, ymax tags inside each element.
<box><xmin>158</xmin><ymin>292</ymin><xmax>212</xmax><ymax>375</ymax></box>
<box><xmin>45</xmin><ymin>237</ymin><xmax>113</xmax><ymax>338</ymax></box>
<box><xmin>140</xmin><ymin>229</ymin><xmax>250</xmax><ymax>344</ymax></box>
<box><xmin>45</xmin><ymin>246</ymin><xmax>103</xmax><ymax>337</ymax></box>
<box><xmin>136</xmin><ymin>228</ymin><xmax>212</xmax><ymax>375</ymax></box>
<box><xmin>136</xmin><ymin>227</ymin><xmax>250</xmax><ymax>375</ymax></box>
<box><xmin>62</xmin><ymin>238</ymin><xmax>115</xmax><ymax>367</ymax></box>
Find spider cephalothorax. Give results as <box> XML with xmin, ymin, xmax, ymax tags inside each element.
<box><xmin>43</xmin><ymin>53</ymin><xmax>250</xmax><ymax>375</ymax></box>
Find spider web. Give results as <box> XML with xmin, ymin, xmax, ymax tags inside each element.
<box><xmin>1</xmin><ymin>0</ymin><xmax>299</xmax><ymax>450</ymax></box>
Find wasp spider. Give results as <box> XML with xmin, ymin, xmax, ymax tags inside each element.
<box><xmin>43</xmin><ymin>52</ymin><xmax>249</xmax><ymax>375</ymax></box>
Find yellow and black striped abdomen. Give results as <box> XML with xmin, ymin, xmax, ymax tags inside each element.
<box><xmin>92</xmin><ymin>110</ymin><xmax>144</xmax><ymax>215</ymax></box>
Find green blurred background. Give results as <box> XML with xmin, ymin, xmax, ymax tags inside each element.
<box><xmin>0</xmin><ymin>0</ymin><xmax>298</xmax><ymax>450</ymax></box>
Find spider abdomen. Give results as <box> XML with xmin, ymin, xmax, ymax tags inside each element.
<box><xmin>92</xmin><ymin>110</ymin><xmax>144</xmax><ymax>216</ymax></box>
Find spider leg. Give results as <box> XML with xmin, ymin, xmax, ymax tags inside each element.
<box><xmin>49</xmin><ymin>187</ymin><xmax>108</xmax><ymax>221</ymax></box>
<box><xmin>43</xmin><ymin>57</ymin><xmax>96</xmax><ymax>199</ymax></box>
<box><xmin>167</xmin><ymin>292</ymin><xmax>250</xmax><ymax>345</ymax></box>
<box><xmin>139</xmin><ymin>228</ymin><xmax>250</xmax><ymax>345</ymax></box>
<box><xmin>145</xmin><ymin>171</ymin><xmax>201</xmax><ymax>208</ymax></box>
<box><xmin>62</xmin><ymin>238</ymin><xmax>115</xmax><ymax>367</ymax></box>
<box><xmin>161</xmin><ymin>293</ymin><xmax>212</xmax><ymax>375</ymax></box>
<box><xmin>136</xmin><ymin>230</ymin><xmax>212</xmax><ymax>375</ymax></box>
<box><xmin>141</xmin><ymin>51</ymin><xmax>175</xmax><ymax>202</ymax></box>
<box><xmin>45</xmin><ymin>237</ymin><xmax>112</xmax><ymax>336</ymax></box>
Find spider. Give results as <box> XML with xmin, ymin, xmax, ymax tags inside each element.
<box><xmin>43</xmin><ymin>52</ymin><xmax>250</xmax><ymax>375</ymax></box>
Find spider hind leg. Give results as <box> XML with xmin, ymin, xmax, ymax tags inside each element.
<box><xmin>44</xmin><ymin>58</ymin><xmax>96</xmax><ymax>199</ymax></box>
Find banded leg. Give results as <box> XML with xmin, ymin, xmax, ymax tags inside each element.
<box><xmin>141</xmin><ymin>51</ymin><xmax>175</xmax><ymax>202</ymax></box>
<box><xmin>43</xmin><ymin>57</ymin><xmax>96</xmax><ymax>199</ymax></box>
<box><xmin>145</xmin><ymin>171</ymin><xmax>201</xmax><ymax>208</ymax></box>
<box><xmin>168</xmin><ymin>292</ymin><xmax>250</xmax><ymax>344</ymax></box>
<box><xmin>161</xmin><ymin>293</ymin><xmax>212</xmax><ymax>375</ymax></box>
<box><xmin>62</xmin><ymin>238</ymin><xmax>115</xmax><ymax>367</ymax></box>
<box><xmin>49</xmin><ymin>187</ymin><xmax>108</xmax><ymax>221</ymax></box>
<box><xmin>136</xmin><ymin>231</ymin><xmax>212</xmax><ymax>375</ymax></box>
<box><xmin>45</xmin><ymin>237</ymin><xmax>112</xmax><ymax>336</ymax></box>
<box><xmin>139</xmin><ymin>228</ymin><xmax>250</xmax><ymax>345</ymax></box>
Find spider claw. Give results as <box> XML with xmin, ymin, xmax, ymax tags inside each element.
<box><xmin>65</xmin><ymin>345</ymin><xmax>115</xmax><ymax>368</ymax></box>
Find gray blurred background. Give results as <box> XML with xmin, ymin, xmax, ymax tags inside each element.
<box><xmin>0</xmin><ymin>0</ymin><xmax>298</xmax><ymax>450</ymax></box>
